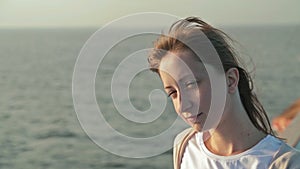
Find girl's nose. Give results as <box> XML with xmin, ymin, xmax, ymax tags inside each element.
<box><xmin>179</xmin><ymin>92</ymin><xmax>192</xmax><ymax>113</ymax></box>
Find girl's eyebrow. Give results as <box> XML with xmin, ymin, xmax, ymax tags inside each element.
<box><xmin>164</xmin><ymin>74</ymin><xmax>200</xmax><ymax>89</ymax></box>
<box><xmin>178</xmin><ymin>74</ymin><xmax>198</xmax><ymax>83</ymax></box>
<box><xmin>164</xmin><ymin>86</ymin><xmax>173</xmax><ymax>90</ymax></box>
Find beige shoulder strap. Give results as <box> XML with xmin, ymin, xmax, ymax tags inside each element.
<box><xmin>174</xmin><ymin>129</ymin><xmax>197</xmax><ymax>169</ymax></box>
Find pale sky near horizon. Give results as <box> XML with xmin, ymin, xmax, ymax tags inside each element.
<box><xmin>0</xmin><ymin>0</ymin><xmax>299</xmax><ymax>28</ymax></box>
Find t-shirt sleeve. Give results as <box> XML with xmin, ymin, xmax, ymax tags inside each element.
<box><xmin>268</xmin><ymin>143</ymin><xmax>300</xmax><ymax>169</ymax></box>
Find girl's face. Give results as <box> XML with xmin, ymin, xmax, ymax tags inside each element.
<box><xmin>159</xmin><ymin>51</ymin><xmax>212</xmax><ymax>131</ymax></box>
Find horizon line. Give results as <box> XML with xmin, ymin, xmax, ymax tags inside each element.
<box><xmin>0</xmin><ymin>23</ymin><xmax>299</xmax><ymax>30</ymax></box>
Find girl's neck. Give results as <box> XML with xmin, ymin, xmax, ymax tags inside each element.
<box><xmin>204</xmin><ymin>100</ymin><xmax>266</xmax><ymax>156</ymax></box>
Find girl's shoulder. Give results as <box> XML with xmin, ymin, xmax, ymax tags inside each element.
<box><xmin>173</xmin><ymin>128</ymin><xmax>196</xmax><ymax>169</ymax></box>
<box><xmin>174</xmin><ymin>128</ymin><xmax>194</xmax><ymax>146</ymax></box>
<box><xmin>268</xmin><ymin>141</ymin><xmax>300</xmax><ymax>169</ymax></box>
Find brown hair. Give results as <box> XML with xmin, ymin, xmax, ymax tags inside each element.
<box><xmin>148</xmin><ymin>16</ymin><xmax>275</xmax><ymax>135</ymax></box>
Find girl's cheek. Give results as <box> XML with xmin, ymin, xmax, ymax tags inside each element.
<box><xmin>172</xmin><ymin>99</ymin><xmax>180</xmax><ymax>115</ymax></box>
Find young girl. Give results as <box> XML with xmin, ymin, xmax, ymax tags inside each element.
<box><xmin>148</xmin><ymin>17</ymin><xmax>300</xmax><ymax>169</ymax></box>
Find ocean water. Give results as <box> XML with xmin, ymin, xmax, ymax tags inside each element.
<box><xmin>0</xmin><ymin>25</ymin><xmax>299</xmax><ymax>169</ymax></box>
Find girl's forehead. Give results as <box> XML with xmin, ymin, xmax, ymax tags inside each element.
<box><xmin>159</xmin><ymin>51</ymin><xmax>207</xmax><ymax>81</ymax></box>
<box><xmin>159</xmin><ymin>52</ymin><xmax>205</xmax><ymax>71</ymax></box>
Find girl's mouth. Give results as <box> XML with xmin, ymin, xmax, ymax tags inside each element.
<box><xmin>186</xmin><ymin>112</ymin><xmax>204</xmax><ymax>123</ymax></box>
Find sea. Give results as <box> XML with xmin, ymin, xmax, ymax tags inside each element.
<box><xmin>0</xmin><ymin>25</ymin><xmax>299</xmax><ymax>169</ymax></box>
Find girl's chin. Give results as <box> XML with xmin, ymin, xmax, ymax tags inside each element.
<box><xmin>192</xmin><ymin>123</ymin><xmax>202</xmax><ymax>132</ymax></box>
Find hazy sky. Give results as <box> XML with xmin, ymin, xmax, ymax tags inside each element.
<box><xmin>0</xmin><ymin>0</ymin><xmax>299</xmax><ymax>28</ymax></box>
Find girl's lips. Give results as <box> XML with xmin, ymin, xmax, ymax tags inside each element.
<box><xmin>186</xmin><ymin>112</ymin><xmax>203</xmax><ymax>123</ymax></box>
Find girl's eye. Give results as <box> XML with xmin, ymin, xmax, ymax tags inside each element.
<box><xmin>185</xmin><ymin>80</ymin><xmax>198</xmax><ymax>89</ymax></box>
<box><xmin>167</xmin><ymin>90</ymin><xmax>177</xmax><ymax>98</ymax></box>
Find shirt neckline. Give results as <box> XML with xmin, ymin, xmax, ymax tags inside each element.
<box><xmin>196</xmin><ymin>132</ymin><xmax>273</xmax><ymax>161</ymax></box>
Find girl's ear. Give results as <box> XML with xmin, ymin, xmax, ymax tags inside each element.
<box><xmin>226</xmin><ymin>68</ymin><xmax>239</xmax><ymax>93</ymax></box>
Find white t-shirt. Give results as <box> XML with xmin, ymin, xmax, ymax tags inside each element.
<box><xmin>181</xmin><ymin>133</ymin><xmax>282</xmax><ymax>169</ymax></box>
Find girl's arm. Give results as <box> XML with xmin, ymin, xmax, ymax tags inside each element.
<box><xmin>272</xmin><ymin>98</ymin><xmax>300</xmax><ymax>132</ymax></box>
